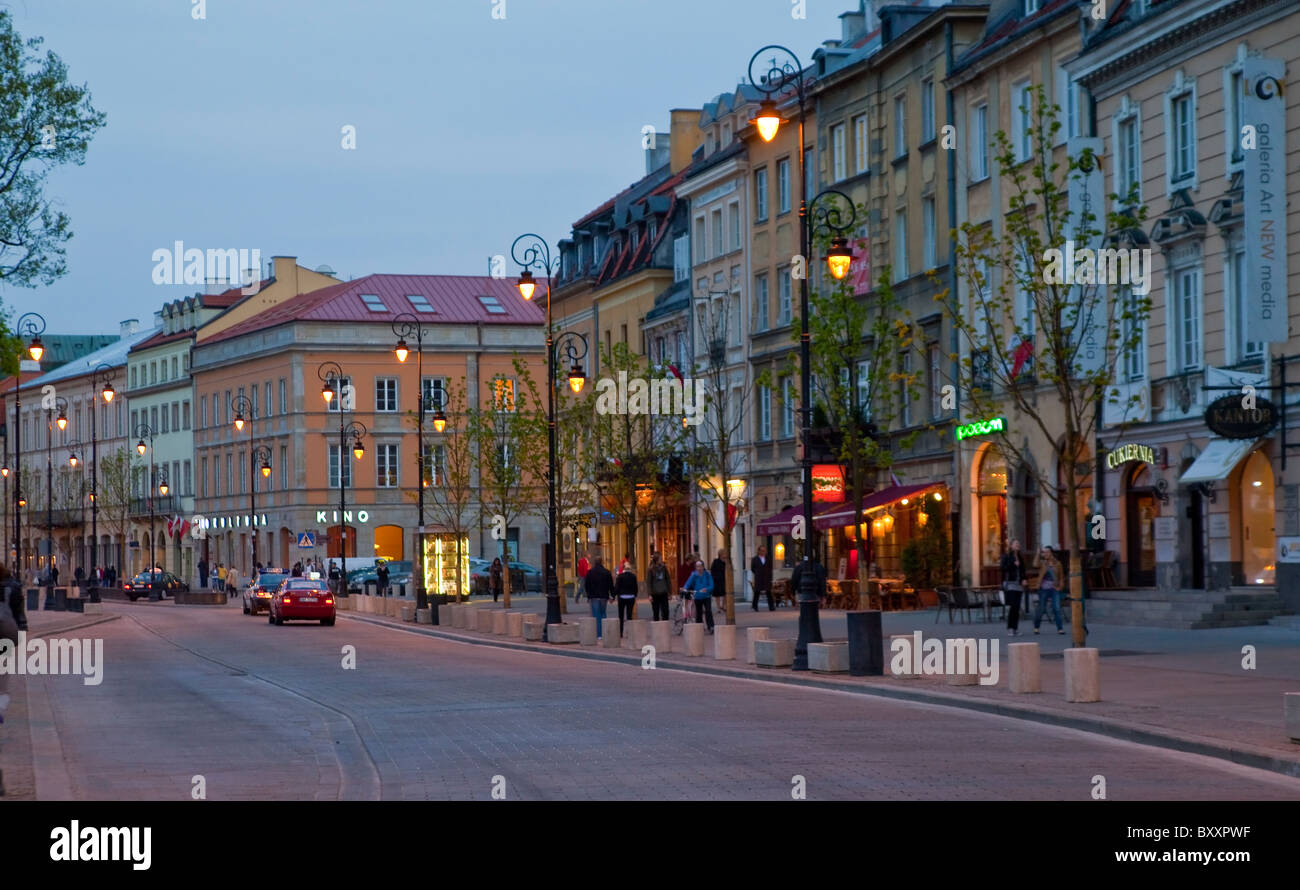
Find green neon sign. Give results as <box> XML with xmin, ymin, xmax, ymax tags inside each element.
<box><xmin>955</xmin><ymin>416</ymin><xmax>1006</xmax><ymax>441</ymax></box>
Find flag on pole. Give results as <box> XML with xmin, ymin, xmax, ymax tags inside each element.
<box><xmin>1010</xmin><ymin>338</ymin><xmax>1035</xmax><ymax>380</ymax></box>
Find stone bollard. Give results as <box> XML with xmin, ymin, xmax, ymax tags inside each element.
<box><xmin>713</xmin><ymin>624</ymin><xmax>737</xmax><ymax>660</ymax></box>
<box><xmin>1064</xmin><ymin>647</ymin><xmax>1101</xmax><ymax>702</ymax></box>
<box><xmin>1008</xmin><ymin>642</ymin><xmax>1041</xmax><ymax>693</ymax></box>
<box><xmin>438</xmin><ymin>603</ymin><xmax>455</xmax><ymax>625</ymax></box>
<box><xmin>577</xmin><ymin>616</ymin><xmax>598</xmax><ymax>646</ymax></box>
<box><xmin>887</xmin><ymin>634</ymin><xmax>919</xmax><ymax>678</ymax></box>
<box><xmin>681</xmin><ymin>623</ymin><xmax>706</xmax><ymax>657</ymax></box>
<box><xmin>746</xmin><ymin>627</ymin><xmax>771</xmax><ymax>664</ymax></box>
<box><xmin>754</xmin><ymin>638</ymin><xmax>794</xmax><ymax>667</ymax></box>
<box><xmin>415</xmin><ymin>607</ymin><xmax>432</xmax><ymax>624</ymax></box>
<box><xmin>548</xmin><ymin>622</ymin><xmax>580</xmax><ymax>644</ymax></box>
<box><xmin>387</xmin><ymin>597</ymin><xmax>402</xmax><ymax>618</ymax></box>
<box><xmin>601</xmin><ymin>618</ymin><xmax>621</xmax><ymax>648</ymax></box>
<box><xmin>809</xmin><ymin>641</ymin><xmax>849</xmax><ymax>673</ymax></box>
<box><xmin>946</xmin><ymin>639</ymin><xmax>980</xmax><ymax>685</ymax></box>
<box><xmin>1285</xmin><ymin>693</ymin><xmax>1300</xmax><ymax>743</ymax></box>
<box><xmin>522</xmin><ymin>616</ymin><xmax>543</xmax><ymax>641</ymax></box>
<box><xmin>650</xmin><ymin>620</ymin><xmax>672</xmax><ymax>654</ymax></box>
<box><xmin>400</xmin><ymin>602</ymin><xmax>415</xmax><ymax>622</ymax></box>
<box><xmin>83</xmin><ymin>601</ymin><xmax>104</xmax><ymax>614</ymax></box>
<box><xmin>492</xmin><ymin>610</ymin><xmax>509</xmax><ymax>635</ymax></box>
<box><xmin>453</xmin><ymin>605</ymin><xmax>471</xmax><ymax>629</ymax></box>
<box><xmin>624</xmin><ymin>619</ymin><xmax>648</xmax><ymax>651</ymax></box>
<box><xmin>476</xmin><ymin>609</ymin><xmax>495</xmax><ymax>633</ymax></box>
<box><xmin>506</xmin><ymin>611</ymin><xmax>524</xmax><ymax>638</ymax></box>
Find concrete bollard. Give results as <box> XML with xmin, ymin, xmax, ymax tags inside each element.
<box><xmin>476</xmin><ymin>609</ymin><xmax>495</xmax><ymax>633</ymax></box>
<box><xmin>438</xmin><ymin>603</ymin><xmax>455</xmax><ymax>626</ymax></box>
<box><xmin>415</xmin><ymin>607</ymin><xmax>432</xmax><ymax>624</ymax></box>
<box><xmin>946</xmin><ymin>639</ymin><xmax>980</xmax><ymax>685</ymax></box>
<box><xmin>754</xmin><ymin>638</ymin><xmax>794</xmax><ymax>667</ymax></box>
<box><xmin>650</xmin><ymin>620</ymin><xmax>671</xmax><ymax>654</ymax></box>
<box><xmin>522</xmin><ymin>616</ymin><xmax>543</xmax><ymax>641</ymax></box>
<box><xmin>83</xmin><ymin>601</ymin><xmax>104</xmax><ymax>614</ymax></box>
<box><xmin>492</xmin><ymin>610</ymin><xmax>509</xmax><ymax>635</ymax></box>
<box><xmin>388</xmin><ymin>597</ymin><xmax>402</xmax><ymax>618</ymax></box>
<box><xmin>809</xmin><ymin>641</ymin><xmax>849</xmax><ymax>673</ymax></box>
<box><xmin>713</xmin><ymin>624</ymin><xmax>737</xmax><ymax>660</ymax></box>
<box><xmin>577</xmin><ymin>616</ymin><xmax>598</xmax><ymax>646</ymax></box>
<box><xmin>681</xmin><ymin>623</ymin><xmax>706</xmax><ymax>657</ymax></box>
<box><xmin>506</xmin><ymin>611</ymin><xmax>524</xmax><ymax>638</ymax></box>
<box><xmin>548</xmin><ymin>622</ymin><xmax>580</xmax><ymax>644</ymax></box>
<box><xmin>601</xmin><ymin>618</ymin><xmax>621</xmax><ymax>648</ymax></box>
<box><xmin>400</xmin><ymin>602</ymin><xmax>415</xmax><ymax>622</ymax></box>
<box><xmin>1285</xmin><ymin>693</ymin><xmax>1300</xmax><ymax>743</ymax></box>
<box><xmin>623</xmin><ymin>619</ymin><xmax>647</xmax><ymax>650</ymax></box>
<box><xmin>1064</xmin><ymin>647</ymin><xmax>1101</xmax><ymax>702</ymax></box>
<box><xmin>1008</xmin><ymin>642</ymin><xmax>1041</xmax><ymax>693</ymax></box>
<box><xmin>746</xmin><ymin>627</ymin><xmax>771</xmax><ymax>664</ymax></box>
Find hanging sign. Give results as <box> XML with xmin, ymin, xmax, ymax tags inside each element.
<box><xmin>1203</xmin><ymin>394</ymin><xmax>1279</xmax><ymax>439</ymax></box>
<box><xmin>811</xmin><ymin>464</ymin><xmax>845</xmax><ymax>502</ymax></box>
<box><xmin>955</xmin><ymin>416</ymin><xmax>1005</xmax><ymax>441</ymax></box>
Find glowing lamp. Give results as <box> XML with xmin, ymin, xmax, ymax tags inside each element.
<box><xmin>568</xmin><ymin>362</ymin><xmax>586</xmax><ymax>394</ymax></box>
<box><xmin>102</xmin><ymin>382</ymin><xmax>115</xmax><ymax>403</ymax></box>
<box><xmin>352</xmin><ymin>439</ymin><xmax>365</xmax><ymax>460</ymax></box>
<box><xmin>517</xmin><ymin>270</ymin><xmax>536</xmax><ymax>301</ymax></box>
<box><xmin>432</xmin><ymin>409</ymin><xmax>447</xmax><ymax>433</ymax></box>
<box><xmin>27</xmin><ymin>336</ymin><xmax>44</xmax><ymax>363</ymax></box>
<box><xmin>322</xmin><ymin>382</ymin><xmax>334</xmax><ymax>405</ymax></box>
<box><xmin>260</xmin><ymin>461</ymin><xmax>271</xmax><ymax>478</ymax></box>
<box><xmin>233</xmin><ymin>413</ymin><xmax>245</xmax><ymax>432</ymax></box>
<box><xmin>136</xmin><ymin>439</ymin><xmax>147</xmax><ymax>456</ymax></box>
<box><xmin>56</xmin><ymin>410</ymin><xmax>67</xmax><ymax>431</ymax></box>
<box><xmin>826</xmin><ymin>237</ymin><xmax>853</xmax><ymax>280</ymax></box>
<box><xmin>395</xmin><ymin>338</ymin><xmax>410</xmax><ymax>363</ymax></box>
<box><xmin>752</xmin><ymin>99</ymin><xmax>782</xmax><ymax>142</ymax></box>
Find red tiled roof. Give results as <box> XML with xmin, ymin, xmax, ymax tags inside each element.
<box><xmin>203</xmin><ymin>273</ymin><xmax>544</xmax><ymax>345</ymax></box>
<box><xmin>129</xmin><ymin>328</ymin><xmax>196</xmax><ymax>353</ymax></box>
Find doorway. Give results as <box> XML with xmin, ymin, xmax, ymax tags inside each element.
<box><xmin>1186</xmin><ymin>488</ymin><xmax>1204</xmax><ymax>589</ymax></box>
<box><xmin>1125</xmin><ymin>463</ymin><xmax>1156</xmax><ymax>586</ymax></box>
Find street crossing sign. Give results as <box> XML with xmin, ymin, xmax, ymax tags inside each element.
<box><xmin>297</xmin><ymin>532</ymin><xmax>316</xmax><ymax>549</ymax></box>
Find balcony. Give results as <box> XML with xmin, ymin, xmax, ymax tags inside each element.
<box><xmin>130</xmin><ymin>494</ymin><xmax>179</xmax><ymax>517</ymax></box>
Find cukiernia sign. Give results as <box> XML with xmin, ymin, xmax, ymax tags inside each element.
<box><xmin>955</xmin><ymin>416</ymin><xmax>1005</xmax><ymax>441</ymax></box>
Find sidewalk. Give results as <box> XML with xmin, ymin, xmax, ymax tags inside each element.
<box><xmin>349</xmin><ymin>592</ymin><xmax>1300</xmax><ymax>778</ymax></box>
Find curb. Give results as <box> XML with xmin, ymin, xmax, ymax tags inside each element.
<box><xmin>341</xmin><ymin>610</ymin><xmax>1300</xmax><ymax>780</ymax></box>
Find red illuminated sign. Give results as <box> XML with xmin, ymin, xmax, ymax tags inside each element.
<box><xmin>811</xmin><ymin>464</ymin><xmax>844</xmax><ymax>502</ymax></box>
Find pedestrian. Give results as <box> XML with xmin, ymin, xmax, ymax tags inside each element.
<box><xmin>583</xmin><ymin>555</ymin><xmax>614</xmax><ymax>638</ymax></box>
<box><xmin>0</xmin><ymin>566</ymin><xmax>24</xmax><ymax>724</ymax></box>
<box><xmin>217</xmin><ymin>563</ymin><xmax>227</xmax><ymax>592</ymax></box>
<box><xmin>677</xmin><ymin>550</ymin><xmax>699</xmax><ymax>590</ymax></box>
<box><xmin>489</xmin><ymin>557</ymin><xmax>503</xmax><ymax>603</ymax></box>
<box><xmin>1033</xmin><ymin>546</ymin><xmax>1065</xmax><ymax>635</ymax></box>
<box><xmin>647</xmin><ymin>551</ymin><xmax>672</xmax><ymax>621</ymax></box>
<box><xmin>1001</xmin><ymin>538</ymin><xmax>1028</xmax><ymax>636</ymax></box>
<box><xmin>575</xmin><ymin>550</ymin><xmax>590</xmax><ymax>602</ymax></box>
<box><xmin>376</xmin><ymin>561</ymin><xmax>389</xmax><ymax>597</ymax></box>
<box><xmin>682</xmin><ymin>560</ymin><xmax>714</xmax><ymax>633</ymax></box>
<box><xmin>197</xmin><ymin>557</ymin><xmax>208</xmax><ymax>589</ymax></box>
<box><xmin>790</xmin><ymin>554</ymin><xmax>827</xmax><ymax>603</ymax></box>
<box><xmin>106</xmin><ymin>566</ymin><xmax>117</xmax><ymax>589</ymax></box>
<box><xmin>750</xmin><ymin>545</ymin><xmax>774</xmax><ymax>612</ymax></box>
<box><xmin>328</xmin><ymin>561</ymin><xmax>341</xmax><ymax>596</ymax></box>
<box><xmin>226</xmin><ymin>566</ymin><xmax>240</xmax><ymax>598</ymax></box>
<box><xmin>710</xmin><ymin>550</ymin><xmax>727</xmax><ymax>611</ymax></box>
<box><xmin>619</xmin><ymin>553</ymin><xmax>633</xmax><ymax>576</ymax></box>
<box><xmin>209</xmin><ymin>564</ymin><xmax>219</xmax><ymax>591</ymax></box>
<box><xmin>48</xmin><ymin>563</ymin><xmax>59</xmax><ymax>586</ymax></box>
<box><xmin>291</xmin><ymin>562</ymin><xmax>302</xmax><ymax>578</ymax></box>
<box><xmin>614</xmin><ymin>561</ymin><xmax>638</xmax><ymax>635</ymax></box>
<box><xmin>74</xmin><ymin>565</ymin><xmax>85</xmax><ymax>588</ymax></box>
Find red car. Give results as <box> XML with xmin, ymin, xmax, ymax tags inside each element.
<box><xmin>269</xmin><ymin>578</ymin><xmax>335</xmax><ymax>626</ymax></box>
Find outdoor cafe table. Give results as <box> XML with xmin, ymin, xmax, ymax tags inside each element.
<box><xmin>966</xmin><ymin>586</ymin><xmax>1003</xmax><ymax>622</ymax></box>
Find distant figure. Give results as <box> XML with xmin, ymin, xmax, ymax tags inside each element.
<box><xmin>328</xmin><ymin>561</ymin><xmax>341</xmax><ymax>595</ymax></box>
<box><xmin>710</xmin><ymin>550</ymin><xmax>727</xmax><ymax>606</ymax></box>
<box><xmin>583</xmin><ymin>556</ymin><xmax>614</xmax><ymax>638</ymax></box>
<box><xmin>377</xmin><ymin>561</ymin><xmax>390</xmax><ymax>597</ymax></box>
<box><xmin>575</xmin><ymin>551</ymin><xmax>590</xmax><ymax>602</ymax></box>
<box><xmin>682</xmin><ymin>560</ymin><xmax>714</xmax><ymax>633</ymax></box>
<box><xmin>489</xmin><ymin>557</ymin><xmax>503</xmax><ymax>602</ymax></box>
<box><xmin>647</xmin><ymin>552</ymin><xmax>673</xmax><ymax>622</ymax></box>
<box><xmin>197</xmin><ymin>557</ymin><xmax>209</xmax><ymax>588</ymax></box>
<box><xmin>74</xmin><ymin>566</ymin><xmax>85</xmax><ymax>587</ymax></box>
<box><xmin>1033</xmin><ymin>546</ymin><xmax>1065</xmax><ymax>635</ymax></box>
<box><xmin>614</xmin><ymin>563</ymin><xmax>638</xmax><ymax>635</ymax></box>
<box><xmin>750</xmin><ymin>545</ymin><xmax>773</xmax><ymax>612</ymax></box>
<box><xmin>1001</xmin><ymin>539</ymin><xmax>1028</xmax><ymax>636</ymax></box>
<box><xmin>217</xmin><ymin>563</ymin><xmax>227</xmax><ymax>592</ymax></box>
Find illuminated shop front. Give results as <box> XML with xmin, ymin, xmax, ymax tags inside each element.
<box><xmin>422</xmin><ymin>532</ymin><xmax>471</xmax><ymax>599</ymax></box>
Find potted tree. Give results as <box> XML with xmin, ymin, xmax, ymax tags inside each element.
<box><xmin>901</xmin><ymin>496</ymin><xmax>952</xmax><ymax>608</ymax></box>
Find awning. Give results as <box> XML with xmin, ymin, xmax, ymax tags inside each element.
<box><xmin>813</xmin><ymin>483</ymin><xmax>940</xmax><ymax>530</ymax></box>
<box><xmin>756</xmin><ymin>505</ymin><xmax>809</xmax><ymax>537</ymax></box>
<box><xmin>1179</xmin><ymin>438</ymin><xmax>1259</xmax><ymax>485</ymax></box>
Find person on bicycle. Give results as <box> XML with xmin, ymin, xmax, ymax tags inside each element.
<box><xmin>681</xmin><ymin>560</ymin><xmax>715</xmax><ymax>634</ymax></box>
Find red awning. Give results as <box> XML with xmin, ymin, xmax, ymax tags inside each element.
<box><xmin>812</xmin><ymin>483</ymin><xmax>939</xmax><ymax>530</ymax></box>
<box><xmin>756</xmin><ymin>505</ymin><xmax>812</xmax><ymax>536</ymax></box>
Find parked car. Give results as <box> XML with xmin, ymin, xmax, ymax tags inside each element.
<box><xmin>509</xmin><ymin>561</ymin><xmax>543</xmax><ymax>593</ymax></box>
<box><xmin>122</xmin><ymin>571</ymin><xmax>188</xmax><ymax>600</ymax></box>
<box><xmin>269</xmin><ymin>577</ymin><xmax>335</xmax><ymax>626</ymax></box>
<box><xmin>243</xmin><ymin>570</ymin><xmax>289</xmax><ymax>615</ymax></box>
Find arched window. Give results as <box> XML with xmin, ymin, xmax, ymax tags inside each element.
<box><xmin>1240</xmin><ymin>450</ymin><xmax>1275</xmax><ymax>586</ymax></box>
<box><xmin>977</xmin><ymin>449</ymin><xmax>1008</xmax><ymax>583</ymax></box>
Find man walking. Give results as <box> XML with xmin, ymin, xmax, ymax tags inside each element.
<box><xmin>647</xmin><ymin>551</ymin><xmax>672</xmax><ymax>621</ymax></box>
<box><xmin>198</xmin><ymin>556</ymin><xmax>208</xmax><ymax>589</ymax></box>
<box><xmin>750</xmin><ymin>545</ymin><xmax>774</xmax><ymax>611</ymax></box>
<box><xmin>710</xmin><ymin>550</ymin><xmax>728</xmax><ymax>618</ymax></box>
<box><xmin>575</xmin><ymin>550</ymin><xmax>590</xmax><ymax>602</ymax></box>
<box><xmin>583</xmin><ymin>555</ymin><xmax>613</xmax><ymax>639</ymax></box>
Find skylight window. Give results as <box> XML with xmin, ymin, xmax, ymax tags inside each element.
<box><xmin>360</xmin><ymin>294</ymin><xmax>388</xmax><ymax>312</ymax></box>
<box><xmin>408</xmin><ymin>294</ymin><xmax>435</xmax><ymax>313</ymax></box>
<box><xmin>479</xmin><ymin>295</ymin><xmax>507</xmax><ymax>314</ymax></box>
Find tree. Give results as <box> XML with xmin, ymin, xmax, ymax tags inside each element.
<box><xmin>0</xmin><ymin>10</ymin><xmax>106</xmax><ymax>290</ymax></box>
<box><xmin>945</xmin><ymin>86</ymin><xmax>1150</xmax><ymax>646</ymax></box>
<box><xmin>96</xmin><ymin>446</ymin><xmax>132</xmax><ymax>574</ymax></box>
<box><xmin>415</xmin><ymin>380</ymin><xmax>476</xmax><ymax>602</ymax></box>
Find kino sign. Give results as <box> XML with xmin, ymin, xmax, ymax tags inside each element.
<box><xmin>955</xmin><ymin>417</ymin><xmax>1005</xmax><ymax>441</ymax></box>
<box><xmin>316</xmin><ymin>510</ymin><xmax>371</xmax><ymax>524</ymax></box>
<box><xmin>1105</xmin><ymin>443</ymin><xmax>1155</xmax><ymax>470</ymax></box>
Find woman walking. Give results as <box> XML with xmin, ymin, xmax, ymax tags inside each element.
<box><xmin>614</xmin><ymin>562</ymin><xmax>638</xmax><ymax>635</ymax></box>
<box><xmin>489</xmin><ymin>557</ymin><xmax>503</xmax><ymax>602</ymax></box>
<box><xmin>1033</xmin><ymin>546</ymin><xmax>1065</xmax><ymax>634</ymax></box>
<box><xmin>681</xmin><ymin>560</ymin><xmax>715</xmax><ymax>634</ymax></box>
<box><xmin>1001</xmin><ymin>539</ymin><xmax>1028</xmax><ymax>635</ymax></box>
<box><xmin>646</xmin><ymin>552</ymin><xmax>672</xmax><ymax>621</ymax></box>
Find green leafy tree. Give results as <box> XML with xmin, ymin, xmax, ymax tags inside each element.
<box><xmin>415</xmin><ymin>380</ymin><xmax>476</xmax><ymax>602</ymax></box>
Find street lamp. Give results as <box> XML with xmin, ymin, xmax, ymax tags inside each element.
<box><xmin>135</xmin><ymin>423</ymin><xmax>158</xmax><ymax>576</ymax></box>
<box><xmin>231</xmin><ymin>393</ymin><xmax>271</xmax><ymax>572</ymax></box>
<box><xmin>44</xmin><ymin>395</ymin><xmax>68</xmax><ymax>584</ymax></box>
<box><xmin>747</xmin><ymin>44</ymin><xmax>861</xmax><ymax>670</ymax></box>
<box><xmin>393</xmin><ymin>313</ymin><xmax>432</xmax><ymax>613</ymax></box>
<box><xmin>317</xmin><ymin>362</ymin><xmax>366</xmax><ymax>594</ymax></box>
<box><xmin>89</xmin><ymin>363</ymin><xmax>116</xmax><ymax>587</ymax></box>
<box><xmin>13</xmin><ymin>312</ymin><xmax>45</xmax><ymax>573</ymax></box>
<box><xmin>67</xmin><ymin>440</ymin><xmax>88</xmax><ymax>572</ymax></box>
<box><xmin>511</xmin><ymin>232</ymin><xmax>589</xmax><ymax>632</ymax></box>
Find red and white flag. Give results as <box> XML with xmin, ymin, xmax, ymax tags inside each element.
<box><xmin>166</xmin><ymin>516</ymin><xmax>176</xmax><ymax>538</ymax></box>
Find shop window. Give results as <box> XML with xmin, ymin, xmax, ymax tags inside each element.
<box><xmin>1240</xmin><ymin>450</ymin><xmax>1275</xmax><ymax>586</ymax></box>
<box><xmin>373</xmin><ymin>525</ymin><xmax>404</xmax><ymax>561</ymax></box>
<box><xmin>977</xmin><ymin>448</ymin><xmax>1008</xmax><ymax>584</ymax></box>
<box><xmin>326</xmin><ymin>525</ymin><xmax>356</xmax><ymax>558</ymax></box>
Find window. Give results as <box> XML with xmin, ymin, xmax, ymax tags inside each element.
<box><xmin>899</xmin><ymin>351</ymin><xmax>913</xmax><ymax>427</ymax></box>
<box><xmin>493</xmin><ymin>378</ymin><xmax>517</xmax><ymax>412</ymax></box>
<box><xmin>1119</xmin><ymin>285</ymin><xmax>1147</xmax><ymax>382</ymax></box>
<box><xmin>184</xmin><ymin>459</ymin><xmax>192</xmax><ymax>496</ymax></box>
<box><xmin>1227</xmin><ymin>245</ymin><xmax>1261</xmax><ymax>362</ymax></box>
<box><xmin>1013</xmin><ymin>80</ymin><xmax>1033</xmax><ymax>162</ymax></box>
<box><xmin>853</xmin><ymin>114</ymin><xmax>868</xmax><ymax>174</ymax></box>
<box><xmin>225</xmin><ymin>453</ymin><xmax>232</xmax><ymax>496</ymax></box>
<box><xmin>755</xmin><ymin>274</ymin><xmax>770</xmax><ymax>332</ymax></box>
<box><xmin>153</xmin><ymin>405</ymin><xmax>160</xmax><ymax>433</ymax></box>
<box><xmin>328</xmin><ymin>444</ymin><xmax>352</xmax><ymax>489</ymax></box>
<box><xmin>326</xmin><ymin>377</ymin><xmax>350</xmax><ymax>412</ymax></box>
<box><xmin>1165</xmin><ymin>77</ymin><xmax>1197</xmax><ymax>189</ymax></box>
<box><xmin>780</xmin><ymin>377</ymin><xmax>794</xmax><ymax>437</ymax></box>
<box><xmin>694</xmin><ymin>216</ymin><xmax>706</xmax><ymax>261</ymax></box>
<box><xmin>171</xmin><ymin>356</ymin><xmax>178</xmax><ymax>378</ymax></box>
<box><xmin>921</xmin><ymin>78</ymin><xmax>935</xmax><ymax>142</ymax></box>
<box><xmin>130</xmin><ymin>409</ymin><xmax>138</xmax><ymax>437</ymax></box>
<box><xmin>280</xmin><ymin>445</ymin><xmax>288</xmax><ymax>491</ymax></box>
<box><xmin>1116</xmin><ymin>109</ymin><xmax>1141</xmax><ymax>203</ymax></box>
<box><xmin>201</xmin><ymin>457</ymin><xmax>208</xmax><ymax>497</ymax></box>
<box><xmin>182</xmin><ymin>400</ymin><xmax>191</xmax><ymax>430</ymax></box>
<box><xmin>199</xmin><ymin>396</ymin><xmax>207</xmax><ymax>429</ymax></box>
<box><xmin>264</xmin><ymin>382</ymin><xmax>272</xmax><ymax>418</ymax></box>
<box><xmin>376</xmin><ymin>444</ymin><xmax>398</xmax><ymax>488</ymax></box>
<box><xmin>375</xmin><ymin>377</ymin><xmax>398</xmax><ymax>412</ymax></box>
<box><xmin>1225</xmin><ymin>65</ymin><xmax>1244</xmax><ymax>169</ymax></box>
<box><xmin>150</xmin><ymin>362</ymin><xmax>157</xmax><ymax>385</ymax></box>
<box><xmin>777</xmin><ymin>159</ymin><xmax>791</xmax><ymax>214</ymax></box>
<box><xmin>674</xmin><ymin>234</ymin><xmax>690</xmax><ymax>282</ymax></box>
<box><xmin>971</xmin><ymin>103</ymin><xmax>989</xmax><ymax>181</ymax></box>
<box><xmin>130</xmin><ymin>366</ymin><xmax>137</xmax><ymax>389</ymax></box>
<box><xmin>250</xmin><ymin>385</ymin><xmax>258</xmax><ymax>419</ymax></box>
<box><xmin>757</xmin><ymin>384</ymin><xmax>771</xmax><ymax>441</ymax></box>
<box><xmin>238</xmin><ymin>450</ymin><xmax>245</xmax><ymax>494</ymax></box>
<box><xmin>754</xmin><ymin>167</ymin><xmax>769</xmax><ymax>221</ymax></box>
<box><xmin>894</xmin><ymin>96</ymin><xmax>907</xmax><ymax>157</ymax></box>
<box><xmin>360</xmin><ymin>294</ymin><xmax>388</xmax><ymax>312</ymax></box>
<box><xmin>423</xmin><ymin>377</ymin><xmax>447</xmax><ymax>412</ymax></box>
<box><xmin>159</xmin><ymin>361</ymin><xmax>166</xmax><ymax>383</ymax></box>
<box><xmin>729</xmin><ymin>202</ymin><xmax>741</xmax><ymax>251</ymax></box>
<box><xmin>408</xmin><ymin>294</ymin><xmax>435</xmax><ymax>313</ymax></box>
<box><xmin>804</xmin><ymin>149</ymin><xmax>814</xmax><ymax>202</ymax></box>
<box><xmin>778</xmin><ymin>270</ymin><xmax>792</xmax><ymax>325</ymax></box>
<box><xmin>722</xmin><ymin>122</ymin><xmax>731</xmax><ymax>145</ymax></box>
<box><xmin>923</xmin><ymin>198</ymin><xmax>937</xmax><ymax>270</ymax></box>
<box><xmin>278</xmin><ymin>378</ymin><xmax>286</xmax><ymax>414</ymax></box>
<box><xmin>479</xmin><ymin>294</ymin><xmax>507</xmax><ymax>314</ymax></box>
<box><xmin>711</xmin><ymin>209</ymin><xmax>723</xmax><ymax>258</ymax></box>
<box><xmin>831</xmin><ymin>122</ymin><xmax>846</xmax><ymax>181</ymax></box>
<box><xmin>928</xmin><ymin>343</ymin><xmax>942</xmax><ymax>419</ymax></box>
<box><xmin>894</xmin><ymin>210</ymin><xmax>909</xmax><ymax>281</ymax></box>
<box><xmin>172</xmin><ymin>401</ymin><xmax>179</xmax><ymax>430</ymax></box>
<box><xmin>857</xmin><ymin>360</ymin><xmax>871</xmax><ymax>419</ymax></box>
<box><xmin>1025</xmin><ymin>0</ymin><xmax>1039</xmax><ymax>13</ymax></box>
<box><xmin>1057</xmin><ymin>66</ymin><xmax>1080</xmax><ymax>141</ymax></box>
<box><xmin>427</xmin><ymin>444</ymin><xmax>447</xmax><ymax>485</ymax></box>
<box><xmin>223</xmin><ymin>390</ymin><xmax>230</xmax><ymax>424</ymax></box>
<box><xmin>1173</xmin><ymin>267</ymin><xmax>1202</xmax><ymax>371</ymax></box>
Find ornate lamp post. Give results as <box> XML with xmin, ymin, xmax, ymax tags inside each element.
<box><xmin>747</xmin><ymin>45</ymin><xmax>859</xmax><ymax>670</ymax></box>
<box><xmin>317</xmin><ymin>362</ymin><xmax>366</xmax><ymax>592</ymax></box>
<box><xmin>231</xmin><ymin>393</ymin><xmax>272</xmax><ymax>572</ymax></box>
<box><xmin>89</xmin><ymin>363</ymin><xmax>116</xmax><ymax>581</ymax></box>
<box><xmin>134</xmin><ymin>423</ymin><xmax>158</xmax><ymax>575</ymax></box>
<box><xmin>393</xmin><ymin>313</ymin><xmax>435</xmax><ymax>612</ymax></box>
<box><xmin>66</xmin><ymin>440</ymin><xmax>86</xmax><ymax>572</ymax></box>
<box><xmin>13</xmin><ymin>312</ymin><xmax>45</xmax><ymax>574</ymax></box>
<box><xmin>512</xmin><ymin>233</ymin><xmax>588</xmax><ymax>634</ymax></box>
<box><xmin>45</xmin><ymin>396</ymin><xmax>68</xmax><ymax>583</ymax></box>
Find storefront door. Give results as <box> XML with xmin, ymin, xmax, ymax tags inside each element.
<box><xmin>1126</xmin><ymin>491</ymin><xmax>1156</xmax><ymax>587</ymax></box>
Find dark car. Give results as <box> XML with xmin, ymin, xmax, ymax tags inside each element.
<box><xmin>269</xmin><ymin>578</ymin><xmax>335</xmax><ymax>626</ymax></box>
<box><xmin>509</xmin><ymin>561</ymin><xmax>543</xmax><ymax>593</ymax></box>
<box><xmin>123</xmin><ymin>571</ymin><xmax>188</xmax><ymax>600</ymax></box>
<box><xmin>243</xmin><ymin>570</ymin><xmax>289</xmax><ymax>615</ymax></box>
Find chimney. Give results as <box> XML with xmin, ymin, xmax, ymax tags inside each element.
<box><xmin>273</xmin><ymin>255</ymin><xmax>297</xmax><ymax>294</ymax></box>
<box><xmin>120</xmin><ymin>318</ymin><xmax>140</xmax><ymax>336</ymax></box>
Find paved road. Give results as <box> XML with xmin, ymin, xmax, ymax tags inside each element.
<box><xmin>21</xmin><ymin>600</ymin><xmax>1300</xmax><ymax>801</ymax></box>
